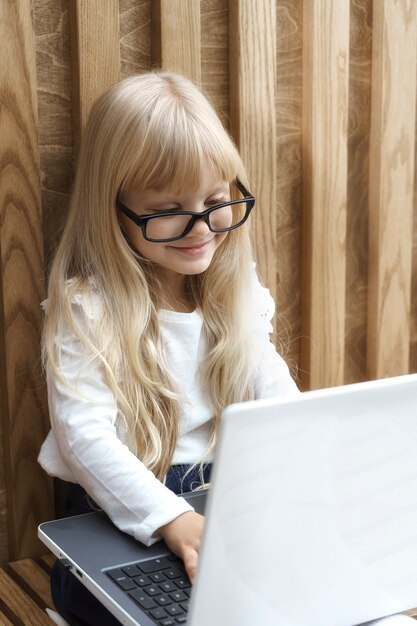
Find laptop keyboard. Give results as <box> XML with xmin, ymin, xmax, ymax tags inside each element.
<box><xmin>106</xmin><ymin>555</ymin><xmax>191</xmax><ymax>625</ymax></box>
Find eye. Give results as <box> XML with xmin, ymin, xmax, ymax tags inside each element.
<box><xmin>206</xmin><ymin>197</ymin><xmax>226</xmax><ymax>207</ymax></box>
<box><xmin>143</xmin><ymin>206</ymin><xmax>178</xmax><ymax>215</ymax></box>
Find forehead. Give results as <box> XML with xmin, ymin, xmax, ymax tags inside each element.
<box><xmin>127</xmin><ymin>162</ymin><xmax>231</xmax><ymax>201</ymax></box>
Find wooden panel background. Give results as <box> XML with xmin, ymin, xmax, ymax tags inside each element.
<box><xmin>0</xmin><ymin>0</ymin><xmax>416</xmax><ymax>564</ymax></box>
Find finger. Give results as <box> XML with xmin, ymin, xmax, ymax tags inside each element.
<box><xmin>183</xmin><ymin>547</ymin><xmax>198</xmax><ymax>583</ymax></box>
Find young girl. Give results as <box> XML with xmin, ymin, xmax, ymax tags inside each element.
<box><xmin>38</xmin><ymin>70</ymin><xmax>299</xmax><ymax>626</ymax></box>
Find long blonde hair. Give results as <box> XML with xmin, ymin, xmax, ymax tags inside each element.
<box><xmin>44</xmin><ymin>71</ymin><xmax>256</xmax><ymax>480</ymax></box>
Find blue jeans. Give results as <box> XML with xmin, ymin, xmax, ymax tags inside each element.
<box><xmin>51</xmin><ymin>463</ymin><xmax>211</xmax><ymax>626</ymax></box>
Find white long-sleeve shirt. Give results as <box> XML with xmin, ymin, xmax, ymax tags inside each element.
<box><xmin>38</xmin><ymin>276</ymin><xmax>299</xmax><ymax>545</ymax></box>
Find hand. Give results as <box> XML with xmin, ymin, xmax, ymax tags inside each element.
<box><xmin>158</xmin><ymin>511</ymin><xmax>204</xmax><ymax>583</ymax></box>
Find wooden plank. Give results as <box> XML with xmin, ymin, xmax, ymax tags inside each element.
<box><xmin>120</xmin><ymin>0</ymin><xmax>151</xmax><ymax>78</ymax></box>
<box><xmin>69</xmin><ymin>0</ymin><xmax>121</xmax><ymax>151</ymax></box>
<box><xmin>8</xmin><ymin>559</ymin><xmax>54</xmax><ymax>611</ymax></box>
<box><xmin>344</xmin><ymin>0</ymin><xmax>373</xmax><ymax>384</ymax></box>
<box><xmin>275</xmin><ymin>0</ymin><xmax>303</xmax><ymax>379</ymax></box>
<box><xmin>229</xmin><ymin>0</ymin><xmax>277</xmax><ymax>302</ymax></box>
<box><xmin>0</xmin><ymin>608</ymin><xmax>15</xmax><ymax>626</ymax></box>
<box><xmin>300</xmin><ymin>0</ymin><xmax>350</xmax><ymax>390</ymax></box>
<box><xmin>0</xmin><ymin>569</ymin><xmax>55</xmax><ymax>626</ymax></box>
<box><xmin>412</xmin><ymin>75</ymin><xmax>417</xmax><ymax>373</ymax></box>
<box><xmin>151</xmin><ymin>0</ymin><xmax>201</xmax><ymax>84</ymax></box>
<box><xmin>33</xmin><ymin>0</ymin><xmax>74</xmax><ymax>267</ymax></box>
<box><xmin>201</xmin><ymin>0</ymin><xmax>229</xmax><ymax>127</ymax></box>
<box><xmin>367</xmin><ymin>0</ymin><xmax>417</xmax><ymax>380</ymax></box>
<box><xmin>0</xmin><ymin>0</ymin><xmax>54</xmax><ymax>562</ymax></box>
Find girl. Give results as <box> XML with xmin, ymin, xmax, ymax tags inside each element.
<box><xmin>38</xmin><ymin>70</ymin><xmax>299</xmax><ymax>626</ymax></box>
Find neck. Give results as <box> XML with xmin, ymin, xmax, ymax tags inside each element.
<box><xmin>157</xmin><ymin>270</ymin><xmax>193</xmax><ymax>313</ymax></box>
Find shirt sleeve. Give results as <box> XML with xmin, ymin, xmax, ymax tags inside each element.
<box><xmin>251</xmin><ymin>274</ymin><xmax>300</xmax><ymax>399</ymax></box>
<box><xmin>44</xmin><ymin>298</ymin><xmax>193</xmax><ymax>546</ymax></box>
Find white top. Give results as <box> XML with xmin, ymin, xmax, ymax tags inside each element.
<box><xmin>38</xmin><ymin>276</ymin><xmax>299</xmax><ymax>546</ymax></box>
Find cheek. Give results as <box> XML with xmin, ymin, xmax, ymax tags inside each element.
<box><xmin>120</xmin><ymin>216</ymin><xmax>151</xmax><ymax>256</ymax></box>
<box><xmin>215</xmin><ymin>231</ymin><xmax>229</xmax><ymax>249</ymax></box>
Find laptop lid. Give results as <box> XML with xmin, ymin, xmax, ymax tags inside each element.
<box><xmin>39</xmin><ymin>374</ymin><xmax>417</xmax><ymax>626</ymax></box>
<box><xmin>189</xmin><ymin>373</ymin><xmax>417</xmax><ymax>626</ymax></box>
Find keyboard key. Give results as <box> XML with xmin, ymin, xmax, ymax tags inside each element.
<box><xmin>122</xmin><ymin>565</ymin><xmax>141</xmax><ymax>577</ymax></box>
<box><xmin>132</xmin><ymin>574</ymin><xmax>151</xmax><ymax>587</ymax></box>
<box><xmin>159</xmin><ymin>619</ymin><xmax>175</xmax><ymax>626</ymax></box>
<box><xmin>150</xmin><ymin>571</ymin><xmax>166</xmax><ymax>583</ymax></box>
<box><xmin>155</xmin><ymin>594</ymin><xmax>172</xmax><ymax>606</ymax></box>
<box><xmin>175</xmin><ymin>578</ymin><xmax>191</xmax><ymax>589</ymax></box>
<box><xmin>150</xmin><ymin>607</ymin><xmax>167</xmax><ymax>620</ymax></box>
<box><xmin>180</xmin><ymin>602</ymin><xmax>190</xmax><ymax>612</ymax></box>
<box><xmin>107</xmin><ymin>568</ymin><xmax>127</xmax><ymax>582</ymax></box>
<box><xmin>139</xmin><ymin>557</ymin><xmax>171</xmax><ymax>573</ymax></box>
<box><xmin>164</xmin><ymin>567</ymin><xmax>183</xmax><ymax>579</ymax></box>
<box><xmin>115</xmin><ymin>577</ymin><xmax>137</xmax><ymax>591</ymax></box>
<box><xmin>175</xmin><ymin>617</ymin><xmax>187</xmax><ymax>624</ymax></box>
<box><xmin>166</xmin><ymin>605</ymin><xmax>184</xmax><ymax>616</ymax></box>
<box><xmin>143</xmin><ymin>584</ymin><xmax>161</xmax><ymax>597</ymax></box>
<box><xmin>169</xmin><ymin>590</ymin><xmax>187</xmax><ymax>603</ymax></box>
<box><xmin>159</xmin><ymin>581</ymin><xmax>176</xmax><ymax>593</ymax></box>
<box><xmin>128</xmin><ymin>589</ymin><xmax>156</xmax><ymax>610</ymax></box>
<box><xmin>106</xmin><ymin>570</ymin><xmax>136</xmax><ymax>591</ymax></box>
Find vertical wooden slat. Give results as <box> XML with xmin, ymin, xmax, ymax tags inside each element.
<box><xmin>367</xmin><ymin>0</ymin><xmax>417</xmax><ymax>380</ymax></box>
<box><xmin>119</xmin><ymin>0</ymin><xmax>151</xmax><ymax>79</ymax></box>
<box><xmin>201</xmin><ymin>0</ymin><xmax>229</xmax><ymax>128</ymax></box>
<box><xmin>0</xmin><ymin>1</ymin><xmax>54</xmax><ymax>560</ymax></box>
<box><xmin>345</xmin><ymin>0</ymin><xmax>373</xmax><ymax>384</ymax></box>
<box><xmin>229</xmin><ymin>0</ymin><xmax>277</xmax><ymax>302</ymax></box>
<box><xmin>275</xmin><ymin>0</ymin><xmax>303</xmax><ymax>376</ymax></box>
<box><xmin>152</xmin><ymin>0</ymin><xmax>201</xmax><ymax>84</ymax></box>
<box><xmin>411</xmin><ymin>64</ymin><xmax>417</xmax><ymax>373</ymax></box>
<box><xmin>300</xmin><ymin>0</ymin><xmax>350</xmax><ymax>390</ymax></box>
<box><xmin>33</xmin><ymin>0</ymin><xmax>74</xmax><ymax>268</ymax></box>
<box><xmin>69</xmin><ymin>0</ymin><xmax>121</xmax><ymax>151</ymax></box>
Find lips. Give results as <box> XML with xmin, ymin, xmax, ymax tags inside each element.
<box><xmin>170</xmin><ymin>240</ymin><xmax>211</xmax><ymax>255</ymax></box>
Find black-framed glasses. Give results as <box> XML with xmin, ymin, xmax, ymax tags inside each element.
<box><xmin>116</xmin><ymin>179</ymin><xmax>255</xmax><ymax>243</ymax></box>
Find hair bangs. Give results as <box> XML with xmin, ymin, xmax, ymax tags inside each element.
<box><xmin>123</xmin><ymin>98</ymin><xmax>243</xmax><ymax>195</ymax></box>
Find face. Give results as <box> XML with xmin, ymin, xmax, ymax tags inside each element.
<box><xmin>118</xmin><ymin>169</ymin><xmax>230</xmax><ymax>291</ymax></box>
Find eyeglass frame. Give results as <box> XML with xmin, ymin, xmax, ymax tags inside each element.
<box><xmin>116</xmin><ymin>178</ymin><xmax>255</xmax><ymax>243</ymax></box>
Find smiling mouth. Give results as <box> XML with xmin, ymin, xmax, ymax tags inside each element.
<box><xmin>171</xmin><ymin>241</ymin><xmax>211</xmax><ymax>255</ymax></box>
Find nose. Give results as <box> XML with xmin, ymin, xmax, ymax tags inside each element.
<box><xmin>185</xmin><ymin>206</ymin><xmax>211</xmax><ymax>238</ymax></box>
<box><xmin>185</xmin><ymin>219</ymin><xmax>210</xmax><ymax>240</ymax></box>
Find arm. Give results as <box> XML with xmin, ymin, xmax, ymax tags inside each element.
<box><xmin>42</xmin><ymin>300</ymin><xmax>193</xmax><ymax>547</ymax></box>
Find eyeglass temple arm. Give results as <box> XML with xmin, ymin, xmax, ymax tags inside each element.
<box><xmin>235</xmin><ymin>178</ymin><xmax>254</xmax><ymax>199</ymax></box>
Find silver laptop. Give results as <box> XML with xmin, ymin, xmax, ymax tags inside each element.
<box><xmin>39</xmin><ymin>373</ymin><xmax>417</xmax><ymax>626</ymax></box>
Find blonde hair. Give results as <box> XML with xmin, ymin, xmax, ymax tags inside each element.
<box><xmin>44</xmin><ymin>71</ymin><xmax>256</xmax><ymax>480</ymax></box>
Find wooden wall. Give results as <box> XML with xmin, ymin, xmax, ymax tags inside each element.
<box><xmin>0</xmin><ymin>0</ymin><xmax>416</xmax><ymax>564</ymax></box>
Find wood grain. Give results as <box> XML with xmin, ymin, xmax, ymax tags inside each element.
<box><xmin>0</xmin><ymin>0</ymin><xmax>54</xmax><ymax>563</ymax></box>
<box><xmin>411</xmin><ymin>63</ymin><xmax>417</xmax><ymax>373</ymax></box>
<box><xmin>300</xmin><ymin>0</ymin><xmax>350</xmax><ymax>390</ymax></box>
<box><xmin>69</xmin><ymin>0</ymin><xmax>121</xmax><ymax>152</ymax></box>
<box><xmin>33</xmin><ymin>0</ymin><xmax>74</xmax><ymax>267</ymax></box>
<box><xmin>201</xmin><ymin>0</ymin><xmax>229</xmax><ymax>128</ymax></box>
<box><xmin>8</xmin><ymin>559</ymin><xmax>54</xmax><ymax>610</ymax></box>
<box><xmin>275</xmin><ymin>0</ymin><xmax>303</xmax><ymax>380</ymax></box>
<box><xmin>119</xmin><ymin>0</ymin><xmax>151</xmax><ymax>78</ymax></box>
<box><xmin>367</xmin><ymin>0</ymin><xmax>417</xmax><ymax>379</ymax></box>
<box><xmin>152</xmin><ymin>0</ymin><xmax>201</xmax><ymax>84</ymax></box>
<box><xmin>0</xmin><ymin>569</ymin><xmax>54</xmax><ymax>625</ymax></box>
<box><xmin>229</xmin><ymin>0</ymin><xmax>277</xmax><ymax>303</ymax></box>
<box><xmin>345</xmin><ymin>0</ymin><xmax>373</xmax><ymax>383</ymax></box>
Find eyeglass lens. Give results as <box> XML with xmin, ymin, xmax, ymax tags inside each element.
<box><xmin>145</xmin><ymin>201</ymin><xmax>249</xmax><ymax>241</ymax></box>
